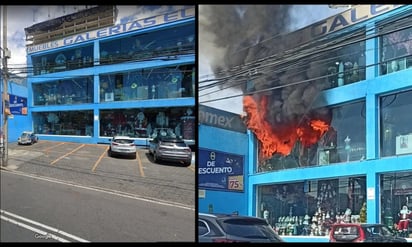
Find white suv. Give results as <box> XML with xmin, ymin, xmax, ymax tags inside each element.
<box><xmin>108</xmin><ymin>136</ymin><xmax>137</xmax><ymax>159</ymax></box>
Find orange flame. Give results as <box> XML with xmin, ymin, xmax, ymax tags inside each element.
<box><xmin>243</xmin><ymin>95</ymin><xmax>329</xmax><ymax>163</ymax></box>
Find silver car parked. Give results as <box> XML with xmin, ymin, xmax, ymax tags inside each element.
<box><xmin>148</xmin><ymin>136</ymin><xmax>192</xmax><ymax>166</ymax></box>
<box><xmin>108</xmin><ymin>136</ymin><xmax>136</xmax><ymax>159</ymax></box>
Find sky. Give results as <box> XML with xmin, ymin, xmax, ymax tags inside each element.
<box><xmin>198</xmin><ymin>5</ymin><xmax>349</xmax><ymax>114</ymax></box>
<box><xmin>0</xmin><ymin>5</ymin><xmax>190</xmax><ymax>75</ymax></box>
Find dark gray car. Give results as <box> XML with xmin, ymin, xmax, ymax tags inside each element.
<box><xmin>148</xmin><ymin>136</ymin><xmax>192</xmax><ymax>166</ymax></box>
<box><xmin>198</xmin><ymin>212</ymin><xmax>284</xmax><ymax>243</ymax></box>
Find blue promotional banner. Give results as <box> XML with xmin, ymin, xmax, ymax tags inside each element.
<box><xmin>198</xmin><ymin>148</ymin><xmax>244</xmax><ymax>192</ymax></box>
<box><xmin>9</xmin><ymin>94</ymin><xmax>27</xmax><ymax>115</ymax></box>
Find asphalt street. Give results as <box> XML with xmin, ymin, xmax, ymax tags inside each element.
<box><xmin>1</xmin><ymin>140</ymin><xmax>196</xmax><ymax>208</ymax></box>
<box><xmin>1</xmin><ymin>171</ymin><xmax>195</xmax><ymax>242</ymax></box>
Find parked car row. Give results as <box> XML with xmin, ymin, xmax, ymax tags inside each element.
<box><xmin>198</xmin><ymin>212</ymin><xmax>409</xmax><ymax>243</ymax></box>
<box><xmin>16</xmin><ymin>133</ymin><xmax>192</xmax><ymax>166</ymax></box>
<box><xmin>329</xmin><ymin>223</ymin><xmax>408</xmax><ymax>243</ymax></box>
<box><xmin>105</xmin><ymin>135</ymin><xmax>192</xmax><ymax>166</ymax></box>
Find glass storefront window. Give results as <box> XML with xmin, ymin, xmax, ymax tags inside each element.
<box><xmin>99</xmin><ymin>23</ymin><xmax>195</xmax><ymax>65</ymax></box>
<box><xmin>380</xmin><ymin>172</ymin><xmax>412</xmax><ymax>234</ymax></box>
<box><xmin>380</xmin><ymin>23</ymin><xmax>412</xmax><ymax>75</ymax></box>
<box><xmin>323</xmin><ymin>35</ymin><xmax>366</xmax><ymax>89</ymax></box>
<box><xmin>99</xmin><ymin>107</ymin><xmax>195</xmax><ymax>140</ymax></box>
<box><xmin>32</xmin><ymin>45</ymin><xmax>93</xmax><ymax>75</ymax></box>
<box><xmin>299</xmin><ymin>30</ymin><xmax>366</xmax><ymax>90</ymax></box>
<box><xmin>258</xmin><ymin>176</ymin><xmax>366</xmax><ymax>236</ymax></box>
<box><xmin>33</xmin><ymin>111</ymin><xmax>94</xmax><ymax>136</ymax></box>
<box><xmin>259</xmin><ymin>101</ymin><xmax>366</xmax><ymax>172</ymax></box>
<box><xmin>99</xmin><ymin>64</ymin><xmax>195</xmax><ymax>102</ymax></box>
<box><xmin>33</xmin><ymin>77</ymin><xmax>94</xmax><ymax>106</ymax></box>
<box><xmin>380</xmin><ymin>89</ymin><xmax>412</xmax><ymax>157</ymax></box>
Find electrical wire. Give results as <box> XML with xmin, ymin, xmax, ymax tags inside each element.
<box><xmin>199</xmin><ymin>20</ymin><xmax>412</xmax><ymax>92</ymax></box>
<box><xmin>199</xmin><ymin>17</ymin><xmax>412</xmax><ymax>103</ymax></box>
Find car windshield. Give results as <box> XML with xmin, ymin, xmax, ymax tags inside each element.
<box><xmin>21</xmin><ymin>133</ymin><xmax>31</xmax><ymax>138</ymax></box>
<box><xmin>218</xmin><ymin>218</ymin><xmax>281</xmax><ymax>240</ymax></box>
<box><xmin>161</xmin><ymin>140</ymin><xmax>186</xmax><ymax>146</ymax></box>
<box><xmin>365</xmin><ymin>225</ymin><xmax>393</xmax><ymax>237</ymax></box>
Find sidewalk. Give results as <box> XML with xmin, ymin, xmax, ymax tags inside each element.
<box><xmin>1</xmin><ymin>148</ymin><xmax>44</xmax><ymax>170</ymax></box>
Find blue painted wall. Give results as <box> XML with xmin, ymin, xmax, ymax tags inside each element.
<box><xmin>1</xmin><ymin>81</ymin><xmax>31</xmax><ymax>143</ymax></box>
<box><xmin>198</xmin><ymin>124</ymin><xmax>250</xmax><ymax>215</ymax></box>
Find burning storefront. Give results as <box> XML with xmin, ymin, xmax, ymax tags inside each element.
<box><xmin>199</xmin><ymin>5</ymin><xmax>412</xmax><ymax>241</ymax></box>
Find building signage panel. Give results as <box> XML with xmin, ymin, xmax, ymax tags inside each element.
<box><xmin>199</xmin><ymin>104</ymin><xmax>247</xmax><ymax>133</ymax></box>
<box><xmin>8</xmin><ymin>94</ymin><xmax>27</xmax><ymax>115</ymax></box>
<box><xmin>27</xmin><ymin>6</ymin><xmax>195</xmax><ymax>54</ymax></box>
<box><xmin>310</xmin><ymin>5</ymin><xmax>404</xmax><ymax>38</ymax></box>
<box><xmin>198</xmin><ymin>148</ymin><xmax>244</xmax><ymax>192</ymax></box>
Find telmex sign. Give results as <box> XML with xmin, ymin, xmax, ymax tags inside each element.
<box><xmin>199</xmin><ymin>105</ymin><xmax>247</xmax><ymax>133</ymax></box>
<box><xmin>310</xmin><ymin>4</ymin><xmax>403</xmax><ymax>38</ymax></box>
<box><xmin>27</xmin><ymin>7</ymin><xmax>195</xmax><ymax>54</ymax></box>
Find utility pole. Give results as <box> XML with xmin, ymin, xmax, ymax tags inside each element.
<box><xmin>1</xmin><ymin>5</ymin><xmax>9</xmax><ymax>167</ymax></box>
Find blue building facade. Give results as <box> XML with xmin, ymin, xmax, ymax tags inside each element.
<box><xmin>198</xmin><ymin>5</ymin><xmax>412</xmax><ymax>242</ymax></box>
<box><xmin>22</xmin><ymin>6</ymin><xmax>195</xmax><ymax>147</ymax></box>
<box><xmin>1</xmin><ymin>76</ymin><xmax>31</xmax><ymax>143</ymax></box>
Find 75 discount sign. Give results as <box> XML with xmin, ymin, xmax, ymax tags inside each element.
<box><xmin>228</xmin><ymin>175</ymin><xmax>244</xmax><ymax>191</ymax></box>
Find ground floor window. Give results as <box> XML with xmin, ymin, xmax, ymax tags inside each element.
<box><xmin>258</xmin><ymin>176</ymin><xmax>366</xmax><ymax>236</ymax></box>
<box><xmin>380</xmin><ymin>171</ymin><xmax>412</xmax><ymax>236</ymax></box>
<box><xmin>99</xmin><ymin>107</ymin><xmax>195</xmax><ymax>140</ymax></box>
<box><xmin>33</xmin><ymin>111</ymin><xmax>94</xmax><ymax>136</ymax></box>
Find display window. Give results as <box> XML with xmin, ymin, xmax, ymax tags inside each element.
<box><xmin>32</xmin><ymin>45</ymin><xmax>93</xmax><ymax>75</ymax></box>
<box><xmin>258</xmin><ymin>176</ymin><xmax>366</xmax><ymax>236</ymax></box>
<box><xmin>380</xmin><ymin>89</ymin><xmax>412</xmax><ymax>157</ymax></box>
<box><xmin>99</xmin><ymin>64</ymin><xmax>195</xmax><ymax>102</ymax></box>
<box><xmin>288</xmin><ymin>29</ymin><xmax>366</xmax><ymax>91</ymax></box>
<box><xmin>258</xmin><ymin>100</ymin><xmax>366</xmax><ymax>172</ymax></box>
<box><xmin>379</xmin><ymin>17</ymin><xmax>412</xmax><ymax>75</ymax></box>
<box><xmin>321</xmin><ymin>31</ymin><xmax>366</xmax><ymax>88</ymax></box>
<box><xmin>380</xmin><ymin>172</ymin><xmax>412</xmax><ymax>237</ymax></box>
<box><xmin>33</xmin><ymin>77</ymin><xmax>94</xmax><ymax>106</ymax></box>
<box><xmin>99</xmin><ymin>107</ymin><xmax>195</xmax><ymax>140</ymax></box>
<box><xmin>33</xmin><ymin>111</ymin><xmax>94</xmax><ymax>136</ymax></box>
<box><xmin>99</xmin><ymin>23</ymin><xmax>195</xmax><ymax>65</ymax></box>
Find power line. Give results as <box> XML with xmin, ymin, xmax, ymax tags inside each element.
<box><xmin>199</xmin><ymin>18</ymin><xmax>412</xmax><ymax>103</ymax></box>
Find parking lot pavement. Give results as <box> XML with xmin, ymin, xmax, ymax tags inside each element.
<box><xmin>1</xmin><ymin>141</ymin><xmax>195</xmax><ymax>208</ymax></box>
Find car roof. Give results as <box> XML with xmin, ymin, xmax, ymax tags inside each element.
<box><xmin>199</xmin><ymin>212</ymin><xmax>264</xmax><ymax>220</ymax></box>
<box><xmin>22</xmin><ymin>131</ymin><xmax>34</xmax><ymax>134</ymax></box>
<box><xmin>332</xmin><ymin>223</ymin><xmax>385</xmax><ymax>226</ymax></box>
<box><xmin>331</xmin><ymin>223</ymin><xmax>386</xmax><ymax>228</ymax></box>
